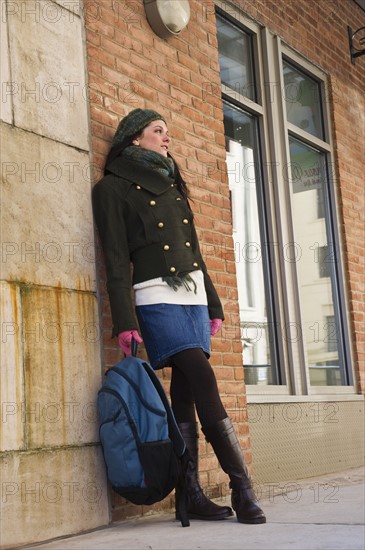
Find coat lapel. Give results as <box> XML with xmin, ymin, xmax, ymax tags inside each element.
<box><xmin>107</xmin><ymin>159</ymin><xmax>174</xmax><ymax>196</ymax></box>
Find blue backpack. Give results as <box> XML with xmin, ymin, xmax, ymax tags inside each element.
<box><xmin>97</xmin><ymin>349</ymin><xmax>190</xmax><ymax>527</ymax></box>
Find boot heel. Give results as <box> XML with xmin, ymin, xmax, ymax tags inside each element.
<box><xmin>176</xmin><ymin>422</ymin><xmax>233</xmax><ymax>521</ymax></box>
<box><xmin>202</xmin><ymin>417</ymin><xmax>266</xmax><ymax>525</ymax></box>
<box><xmin>231</xmin><ymin>482</ymin><xmax>266</xmax><ymax>524</ymax></box>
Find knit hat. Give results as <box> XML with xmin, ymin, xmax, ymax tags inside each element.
<box><xmin>112</xmin><ymin>108</ymin><xmax>166</xmax><ymax>147</ymax></box>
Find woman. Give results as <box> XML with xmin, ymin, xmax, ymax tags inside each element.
<box><xmin>92</xmin><ymin>108</ymin><xmax>266</xmax><ymax>524</ymax></box>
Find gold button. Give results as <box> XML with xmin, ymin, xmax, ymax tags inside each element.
<box><xmin>136</xmin><ymin>185</ymin><xmax>141</xmax><ymax>190</ymax></box>
<box><xmin>149</xmin><ymin>200</ymin><xmax>156</xmax><ymax>206</ymax></box>
<box><xmin>163</xmin><ymin>245</ymin><xmax>170</xmax><ymax>251</ymax></box>
<box><xmin>170</xmin><ymin>267</ymin><xmax>176</xmax><ymax>273</ymax></box>
<box><xmin>185</xmin><ymin>241</ymin><xmax>191</xmax><ymax>247</ymax></box>
<box><xmin>176</xmin><ymin>197</ymin><xmax>181</xmax><ymax>201</ymax></box>
<box><xmin>158</xmin><ymin>222</ymin><xmax>164</xmax><ymax>228</ymax></box>
<box><xmin>193</xmin><ymin>262</ymin><xmax>198</xmax><ymax>268</ymax></box>
<box><xmin>182</xmin><ymin>218</ymin><xmax>189</xmax><ymax>224</ymax></box>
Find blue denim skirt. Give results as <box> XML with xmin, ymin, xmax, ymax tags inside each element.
<box><xmin>136</xmin><ymin>304</ymin><xmax>211</xmax><ymax>369</ymax></box>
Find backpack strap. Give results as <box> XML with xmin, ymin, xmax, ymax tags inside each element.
<box><xmin>174</xmin><ymin>448</ymin><xmax>191</xmax><ymax>528</ymax></box>
<box><xmin>131</xmin><ymin>337</ymin><xmax>139</xmax><ymax>358</ymax></box>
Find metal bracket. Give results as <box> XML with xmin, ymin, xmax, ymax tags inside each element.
<box><xmin>348</xmin><ymin>26</ymin><xmax>365</xmax><ymax>64</ymax></box>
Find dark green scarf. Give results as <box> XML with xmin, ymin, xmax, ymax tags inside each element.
<box><xmin>162</xmin><ymin>274</ymin><xmax>197</xmax><ymax>294</ymax></box>
<box><xmin>122</xmin><ymin>146</ymin><xmax>175</xmax><ymax>178</ymax></box>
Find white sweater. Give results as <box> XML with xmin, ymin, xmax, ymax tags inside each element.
<box><xmin>133</xmin><ymin>270</ymin><xmax>208</xmax><ymax>307</ymax></box>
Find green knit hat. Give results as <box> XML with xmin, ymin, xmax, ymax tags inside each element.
<box><xmin>112</xmin><ymin>108</ymin><xmax>166</xmax><ymax>147</ymax></box>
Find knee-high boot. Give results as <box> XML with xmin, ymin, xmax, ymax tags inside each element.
<box><xmin>202</xmin><ymin>417</ymin><xmax>266</xmax><ymax>524</ymax></box>
<box><xmin>176</xmin><ymin>422</ymin><xmax>233</xmax><ymax>521</ymax></box>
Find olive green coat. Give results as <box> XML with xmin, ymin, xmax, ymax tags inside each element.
<box><xmin>92</xmin><ymin>158</ymin><xmax>224</xmax><ymax>337</ymax></box>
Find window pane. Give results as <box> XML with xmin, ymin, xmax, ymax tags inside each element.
<box><xmin>283</xmin><ymin>61</ymin><xmax>324</xmax><ymax>139</ymax></box>
<box><xmin>216</xmin><ymin>14</ymin><xmax>255</xmax><ymax>101</ymax></box>
<box><xmin>224</xmin><ymin>103</ymin><xmax>278</xmax><ymax>384</ymax></box>
<box><xmin>289</xmin><ymin>138</ymin><xmax>345</xmax><ymax>386</ymax></box>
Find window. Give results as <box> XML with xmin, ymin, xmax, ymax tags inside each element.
<box><xmin>283</xmin><ymin>61</ymin><xmax>324</xmax><ymax>139</ymax></box>
<box><xmin>285</xmin><ymin>62</ymin><xmax>350</xmax><ymax>388</ymax></box>
<box><xmin>217</xmin><ymin>15</ymin><xmax>255</xmax><ymax>100</ymax></box>
<box><xmin>217</xmin><ymin>13</ymin><xmax>281</xmax><ymax>387</ymax></box>
<box><xmin>216</xmin><ymin>7</ymin><xmax>353</xmax><ymax>392</ymax></box>
<box><xmin>223</xmin><ymin>102</ymin><xmax>280</xmax><ymax>385</ymax></box>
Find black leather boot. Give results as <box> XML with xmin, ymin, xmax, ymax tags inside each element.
<box><xmin>202</xmin><ymin>417</ymin><xmax>266</xmax><ymax>524</ymax></box>
<box><xmin>176</xmin><ymin>422</ymin><xmax>233</xmax><ymax>521</ymax></box>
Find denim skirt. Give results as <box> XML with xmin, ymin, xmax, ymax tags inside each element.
<box><xmin>136</xmin><ymin>304</ymin><xmax>211</xmax><ymax>369</ymax></box>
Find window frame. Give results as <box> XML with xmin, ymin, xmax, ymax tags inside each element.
<box><xmin>279</xmin><ymin>44</ymin><xmax>355</xmax><ymax>394</ymax></box>
<box><xmin>217</xmin><ymin>7</ymin><xmax>288</xmax><ymax>393</ymax></box>
<box><xmin>215</xmin><ymin>2</ymin><xmax>357</xmax><ymax>399</ymax></box>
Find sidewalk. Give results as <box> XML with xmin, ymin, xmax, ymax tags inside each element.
<box><xmin>27</xmin><ymin>467</ymin><xmax>364</xmax><ymax>550</ymax></box>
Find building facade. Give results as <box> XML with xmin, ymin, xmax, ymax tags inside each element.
<box><xmin>1</xmin><ymin>0</ymin><xmax>364</xmax><ymax>547</ymax></box>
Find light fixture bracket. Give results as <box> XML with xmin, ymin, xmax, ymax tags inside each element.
<box><xmin>348</xmin><ymin>26</ymin><xmax>365</xmax><ymax>64</ymax></box>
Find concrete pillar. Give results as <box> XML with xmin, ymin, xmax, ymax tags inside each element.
<box><xmin>0</xmin><ymin>1</ymin><xmax>109</xmax><ymax>546</ymax></box>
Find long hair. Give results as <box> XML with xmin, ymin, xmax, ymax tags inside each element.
<box><xmin>168</xmin><ymin>153</ymin><xmax>190</xmax><ymax>200</ymax></box>
<box><xmin>104</xmin><ymin>136</ymin><xmax>134</xmax><ymax>173</ymax></box>
<box><xmin>104</xmin><ymin>133</ymin><xmax>190</xmax><ymax>200</ymax></box>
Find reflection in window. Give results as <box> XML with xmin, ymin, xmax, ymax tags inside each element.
<box><xmin>224</xmin><ymin>102</ymin><xmax>278</xmax><ymax>385</ymax></box>
<box><xmin>318</xmin><ymin>246</ymin><xmax>331</xmax><ymax>278</ymax></box>
<box><xmin>326</xmin><ymin>315</ymin><xmax>338</xmax><ymax>353</ymax></box>
<box><xmin>289</xmin><ymin>138</ymin><xmax>344</xmax><ymax>385</ymax></box>
<box><xmin>283</xmin><ymin>60</ymin><xmax>324</xmax><ymax>139</ymax></box>
<box><xmin>317</xmin><ymin>188</ymin><xmax>325</xmax><ymax>219</ymax></box>
<box><xmin>216</xmin><ymin>13</ymin><xmax>255</xmax><ymax>101</ymax></box>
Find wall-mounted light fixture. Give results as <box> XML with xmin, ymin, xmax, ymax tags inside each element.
<box><xmin>143</xmin><ymin>0</ymin><xmax>191</xmax><ymax>39</ymax></box>
<box><xmin>348</xmin><ymin>26</ymin><xmax>365</xmax><ymax>64</ymax></box>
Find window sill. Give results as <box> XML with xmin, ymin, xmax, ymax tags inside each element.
<box><xmin>246</xmin><ymin>387</ymin><xmax>364</xmax><ymax>403</ymax></box>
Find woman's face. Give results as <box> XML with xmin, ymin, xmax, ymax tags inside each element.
<box><xmin>133</xmin><ymin>120</ymin><xmax>170</xmax><ymax>157</ymax></box>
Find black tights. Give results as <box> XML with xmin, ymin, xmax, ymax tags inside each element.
<box><xmin>169</xmin><ymin>348</ymin><xmax>227</xmax><ymax>428</ymax></box>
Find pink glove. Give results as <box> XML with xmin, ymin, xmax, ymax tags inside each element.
<box><xmin>117</xmin><ymin>330</ymin><xmax>143</xmax><ymax>355</ymax></box>
<box><xmin>210</xmin><ymin>318</ymin><xmax>222</xmax><ymax>336</ymax></box>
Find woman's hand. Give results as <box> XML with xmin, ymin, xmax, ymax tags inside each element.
<box><xmin>210</xmin><ymin>318</ymin><xmax>222</xmax><ymax>336</ymax></box>
<box><xmin>117</xmin><ymin>330</ymin><xmax>143</xmax><ymax>355</ymax></box>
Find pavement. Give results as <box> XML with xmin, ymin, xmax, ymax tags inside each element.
<box><xmin>27</xmin><ymin>467</ymin><xmax>364</xmax><ymax>550</ymax></box>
